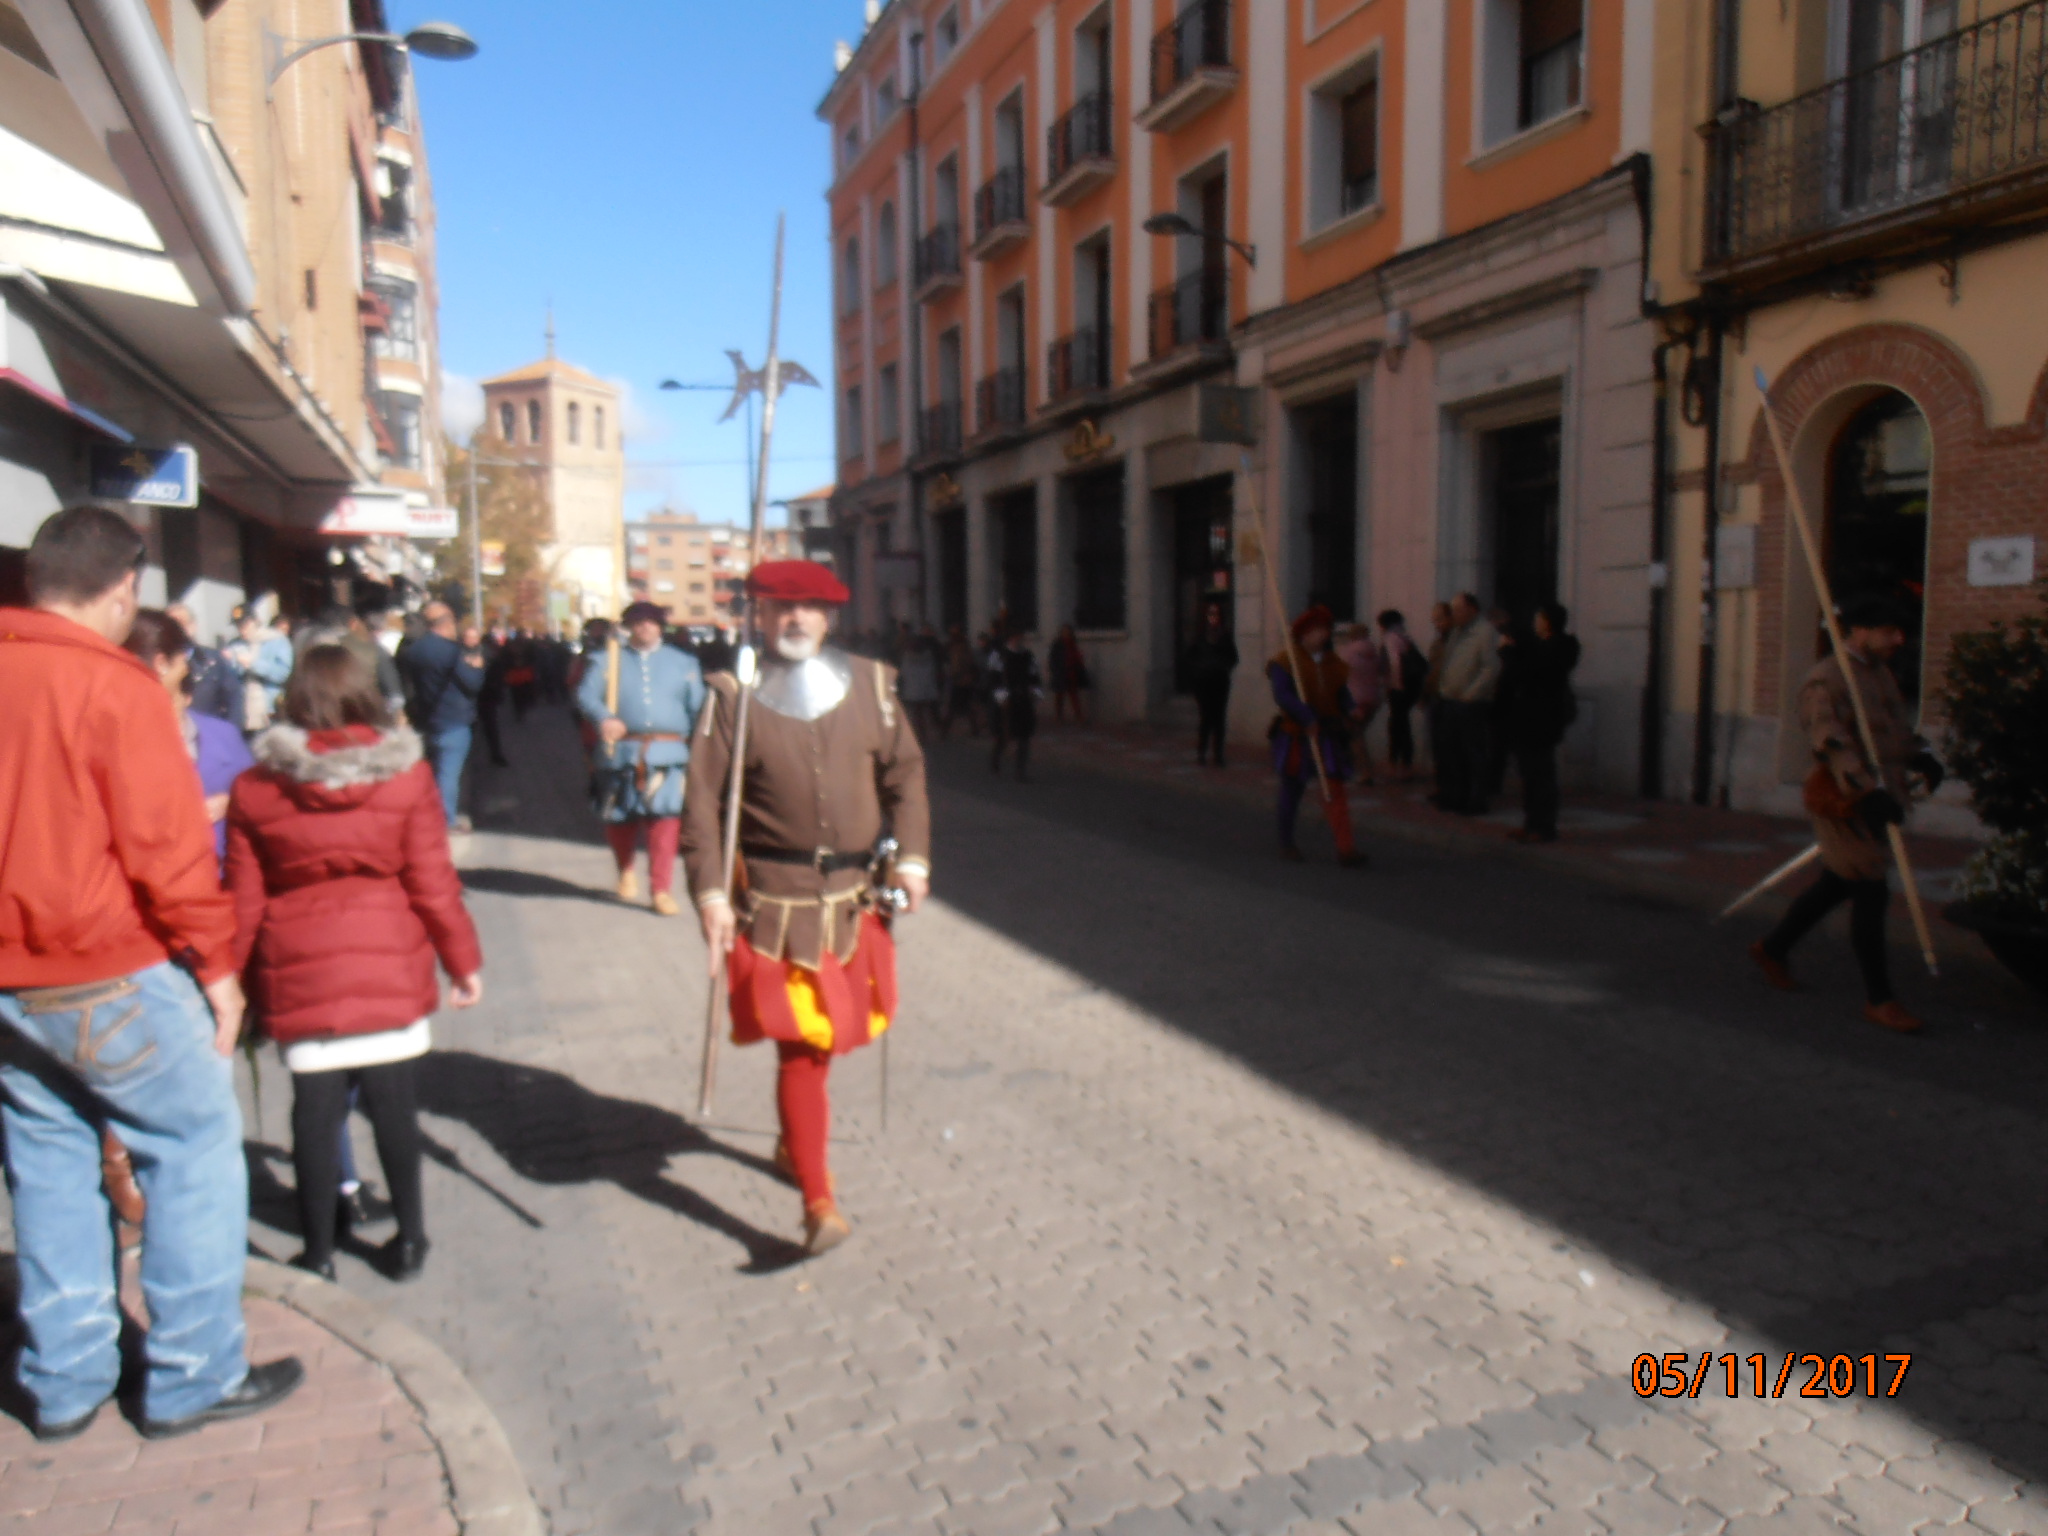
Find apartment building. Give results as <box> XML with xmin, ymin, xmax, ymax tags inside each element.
<box><xmin>626</xmin><ymin>511</ymin><xmax>800</xmax><ymax>627</ymax></box>
<box><xmin>1647</xmin><ymin>0</ymin><xmax>2048</xmax><ymax>828</ymax></box>
<box><xmin>822</xmin><ymin>0</ymin><xmax>1661</xmax><ymax>786</ymax></box>
<box><xmin>0</xmin><ymin>0</ymin><xmax>454</xmax><ymax>635</ymax></box>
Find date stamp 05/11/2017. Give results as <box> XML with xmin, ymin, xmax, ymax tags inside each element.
<box><xmin>1632</xmin><ymin>1352</ymin><xmax>1912</xmax><ymax>1400</ymax></box>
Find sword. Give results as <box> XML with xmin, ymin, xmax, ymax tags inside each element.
<box><xmin>1717</xmin><ymin>843</ymin><xmax>1822</xmax><ymax>921</ymax></box>
<box><xmin>866</xmin><ymin>837</ymin><xmax>910</xmax><ymax>1135</ymax></box>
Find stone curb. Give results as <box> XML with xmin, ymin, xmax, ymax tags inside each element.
<box><xmin>245</xmin><ymin>1257</ymin><xmax>546</xmax><ymax>1536</ymax></box>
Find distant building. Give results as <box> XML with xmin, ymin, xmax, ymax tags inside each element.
<box><xmin>480</xmin><ymin>349</ymin><xmax>624</xmax><ymax>621</ymax></box>
<box><xmin>627</xmin><ymin>511</ymin><xmax>800</xmax><ymax>626</ymax></box>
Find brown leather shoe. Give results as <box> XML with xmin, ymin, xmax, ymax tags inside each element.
<box><xmin>651</xmin><ymin>891</ymin><xmax>682</xmax><ymax>917</ymax></box>
<box><xmin>615</xmin><ymin>868</ymin><xmax>639</xmax><ymax>902</ymax></box>
<box><xmin>1865</xmin><ymin>1000</ymin><xmax>1923</xmax><ymax>1034</ymax></box>
<box><xmin>803</xmin><ymin>1201</ymin><xmax>851</xmax><ymax>1255</ymax></box>
<box><xmin>772</xmin><ymin>1138</ymin><xmax>834</xmax><ymax>1195</ymax></box>
<box><xmin>1749</xmin><ymin>941</ymin><xmax>1799</xmax><ymax>992</ymax></box>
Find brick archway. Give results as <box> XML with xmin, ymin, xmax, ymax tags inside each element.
<box><xmin>1743</xmin><ymin>324</ymin><xmax>2045</xmax><ymax>725</ymax></box>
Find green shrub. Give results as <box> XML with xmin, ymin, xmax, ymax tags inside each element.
<box><xmin>1943</xmin><ymin>585</ymin><xmax>2048</xmax><ymax>924</ymax></box>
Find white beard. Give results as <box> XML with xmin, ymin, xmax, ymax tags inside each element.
<box><xmin>774</xmin><ymin>632</ymin><xmax>822</xmax><ymax>662</ymax></box>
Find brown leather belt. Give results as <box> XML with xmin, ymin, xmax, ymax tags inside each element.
<box><xmin>625</xmin><ymin>733</ymin><xmax>685</xmax><ymax>793</ymax></box>
<box><xmin>742</xmin><ymin>843</ymin><xmax>870</xmax><ymax>874</ymax></box>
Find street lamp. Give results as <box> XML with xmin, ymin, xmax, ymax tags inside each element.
<box><xmin>661</xmin><ymin>377</ymin><xmax>763</xmax><ymax>510</ymax></box>
<box><xmin>1143</xmin><ymin>210</ymin><xmax>1257</xmax><ymax>268</ymax></box>
<box><xmin>266</xmin><ymin>20</ymin><xmax>479</xmax><ymax>99</ymax></box>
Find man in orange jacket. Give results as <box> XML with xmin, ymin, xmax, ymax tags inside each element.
<box><xmin>0</xmin><ymin>507</ymin><xmax>302</xmax><ymax>1441</ymax></box>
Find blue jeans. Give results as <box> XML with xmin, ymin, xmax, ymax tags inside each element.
<box><xmin>0</xmin><ymin>963</ymin><xmax>248</xmax><ymax>1424</ymax></box>
<box><xmin>428</xmin><ymin>724</ymin><xmax>472</xmax><ymax>826</ymax></box>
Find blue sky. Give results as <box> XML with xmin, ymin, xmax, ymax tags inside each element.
<box><xmin>391</xmin><ymin>0</ymin><xmax>865</xmax><ymax>525</ymax></box>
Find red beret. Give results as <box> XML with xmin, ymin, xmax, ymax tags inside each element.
<box><xmin>1291</xmin><ymin>604</ymin><xmax>1334</xmax><ymax>639</ymax></box>
<box><xmin>748</xmin><ymin>559</ymin><xmax>850</xmax><ymax>605</ymax></box>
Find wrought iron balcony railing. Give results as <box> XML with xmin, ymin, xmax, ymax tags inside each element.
<box><xmin>914</xmin><ymin>223</ymin><xmax>962</xmax><ymax>290</ymax></box>
<box><xmin>973</xmin><ymin>167</ymin><xmax>1028</xmax><ymax>244</ymax></box>
<box><xmin>921</xmin><ymin>400</ymin><xmax>962</xmax><ymax>458</ymax></box>
<box><xmin>1705</xmin><ymin>0</ymin><xmax>2048</xmax><ymax>277</ymax></box>
<box><xmin>975</xmin><ymin>366</ymin><xmax>1029</xmax><ymax>434</ymax></box>
<box><xmin>1048</xmin><ymin>326</ymin><xmax>1112</xmax><ymax>400</ymax></box>
<box><xmin>1048</xmin><ymin>92</ymin><xmax>1114</xmax><ymax>184</ymax></box>
<box><xmin>1149</xmin><ymin>0</ymin><xmax>1232</xmax><ymax>107</ymax></box>
<box><xmin>1148</xmin><ymin>269</ymin><xmax>1229</xmax><ymax>360</ymax></box>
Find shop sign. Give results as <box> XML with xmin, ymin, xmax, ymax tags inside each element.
<box><xmin>90</xmin><ymin>443</ymin><xmax>198</xmax><ymax>507</ymax></box>
<box><xmin>481</xmin><ymin>541</ymin><xmax>507</xmax><ymax>576</ymax></box>
<box><xmin>1198</xmin><ymin>385</ymin><xmax>1260</xmax><ymax>446</ymax></box>
<box><xmin>1967</xmin><ymin>535</ymin><xmax>2035</xmax><ymax>588</ymax></box>
<box><xmin>320</xmin><ymin>490</ymin><xmax>458</xmax><ymax>540</ymax></box>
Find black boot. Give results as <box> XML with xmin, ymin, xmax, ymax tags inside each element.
<box><xmin>385</xmin><ymin>1236</ymin><xmax>430</xmax><ymax>1282</ymax></box>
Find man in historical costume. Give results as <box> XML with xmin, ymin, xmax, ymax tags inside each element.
<box><xmin>682</xmin><ymin>561</ymin><xmax>930</xmax><ymax>1255</ymax></box>
<box><xmin>1268</xmin><ymin>605</ymin><xmax>1366</xmax><ymax>867</ymax></box>
<box><xmin>578</xmin><ymin>602</ymin><xmax>708</xmax><ymax>916</ymax></box>
<box><xmin>1751</xmin><ymin>595</ymin><xmax>1942</xmax><ymax>1033</ymax></box>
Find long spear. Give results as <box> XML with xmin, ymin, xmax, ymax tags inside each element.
<box><xmin>1239</xmin><ymin>448</ymin><xmax>1332</xmax><ymax>804</ymax></box>
<box><xmin>1750</xmin><ymin>366</ymin><xmax>1939</xmax><ymax>976</ymax></box>
<box><xmin>700</xmin><ymin>215</ymin><xmax>791</xmax><ymax>1119</ymax></box>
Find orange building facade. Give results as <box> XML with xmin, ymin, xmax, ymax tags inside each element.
<box><xmin>822</xmin><ymin>0</ymin><xmax>1660</xmax><ymax>784</ymax></box>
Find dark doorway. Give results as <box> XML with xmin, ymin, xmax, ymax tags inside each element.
<box><xmin>1170</xmin><ymin>475</ymin><xmax>1235</xmax><ymax>693</ymax></box>
<box><xmin>1827</xmin><ymin>391</ymin><xmax>1931</xmax><ymax>710</ymax></box>
<box><xmin>934</xmin><ymin>508</ymin><xmax>967</xmax><ymax>632</ymax></box>
<box><xmin>1295</xmin><ymin>393</ymin><xmax>1358</xmax><ymax>620</ymax></box>
<box><xmin>991</xmin><ymin>486</ymin><xmax>1038</xmax><ymax>634</ymax></box>
<box><xmin>1068</xmin><ymin>465</ymin><xmax>1126</xmax><ymax>631</ymax></box>
<box><xmin>160</xmin><ymin>508</ymin><xmax>201</xmax><ymax>606</ymax></box>
<box><xmin>1486</xmin><ymin>416</ymin><xmax>1562</xmax><ymax>628</ymax></box>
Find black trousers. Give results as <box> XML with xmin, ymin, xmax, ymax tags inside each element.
<box><xmin>1194</xmin><ymin>682</ymin><xmax>1230</xmax><ymax>763</ymax></box>
<box><xmin>291</xmin><ymin>1058</ymin><xmax>426</xmax><ymax>1262</ymax></box>
<box><xmin>991</xmin><ymin>723</ymin><xmax>1032</xmax><ymax>776</ymax></box>
<box><xmin>1517</xmin><ymin>742</ymin><xmax>1560</xmax><ymax>836</ymax></box>
<box><xmin>476</xmin><ymin>694</ymin><xmax>507</xmax><ymax>764</ymax></box>
<box><xmin>1761</xmin><ymin>870</ymin><xmax>1894</xmax><ymax>1005</ymax></box>
<box><xmin>1435</xmin><ymin>700</ymin><xmax>1492</xmax><ymax>814</ymax></box>
<box><xmin>1386</xmin><ymin>693</ymin><xmax>1415</xmax><ymax>768</ymax></box>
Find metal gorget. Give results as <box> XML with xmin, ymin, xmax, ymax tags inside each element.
<box><xmin>752</xmin><ymin>649</ymin><xmax>852</xmax><ymax>721</ymax></box>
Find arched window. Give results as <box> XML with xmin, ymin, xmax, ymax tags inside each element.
<box><xmin>1828</xmin><ymin>391</ymin><xmax>1931</xmax><ymax>709</ymax></box>
<box><xmin>527</xmin><ymin>399</ymin><xmax>543</xmax><ymax>444</ymax></box>
<box><xmin>594</xmin><ymin>405</ymin><xmax>607</xmax><ymax>449</ymax></box>
<box><xmin>567</xmin><ymin>401</ymin><xmax>581</xmax><ymax>445</ymax></box>
<box><xmin>497</xmin><ymin>401</ymin><xmax>515</xmax><ymax>441</ymax></box>
<box><xmin>841</xmin><ymin>238</ymin><xmax>862</xmax><ymax>315</ymax></box>
<box><xmin>876</xmin><ymin>202</ymin><xmax>898</xmax><ymax>285</ymax></box>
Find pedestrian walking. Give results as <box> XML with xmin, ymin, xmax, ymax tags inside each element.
<box><xmin>942</xmin><ymin>625</ymin><xmax>980</xmax><ymax>738</ymax></box>
<box><xmin>683</xmin><ymin>561</ymin><xmax>931</xmax><ymax>1254</ymax></box>
<box><xmin>0</xmin><ymin>506</ymin><xmax>303</xmax><ymax>1442</ymax></box>
<box><xmin>166</xmin><ymin>602</ymin><xmax>243</xmax><ymax>729</ymax></box>
<box><xmin>1268</xmin><ymin>606</ymin><xmax>1364</xmax><ymax>866</ymax></box>
<box><xmin>1505</xmin><ymin>602</ymin><xmax>1580</xmax><ymax>843</ymax></box>
<box><xmin>1048</xmin><ymin>625</ymin><xmax>1089</xmax><ymax>725</ymax></box>
<box><xmin>397</xmin><ymin>602</ymin><xmax>484</xmax><ymax>831</ymax></box>
<box><xmin>1432</xmin><ymin>593</ymin><xmax>1502</xmax><ymax>816</ymax></box>
<box><xmin>1334</xmin><ymin>621</ymin><xmax>1384</xmax><ymax>786</ymax></box>
<box><xmin>1377</xmin><ymin>610</ymin><xmax>1426</xmax><ymax>779</ymax></box>
<box><xmin>1185</xmin><ymin>601</ymin><xmax>1239</xmax><ymax>767</ymax></box>
<box><xmin>475</xmin><ymin>622</ymin><xmax>511</xmax><ymax>767</ymax></box>
<box><xmin>124</xmin><ymin>609</ymin><xmax>254</xmax><ymax>861</ymax></box>
<box><xmin>228</xmin><ymin>645</ymin><xmax>485</xmax><ymax>1282</ymax></box>
<box><xmin>1422</xmin><ymin>600</ymin><xmax>1455</xmax><ymax>801</ymax></box>
<box><xmin>1750</xmin><ymin>595</ymin><xmax>1944</xmax><ymax>1033</ymax></box>
<box><xmin>898</xmin><ymin>625</ymin><xmax>943</xmax><ymax>742</ymax></box>
<box><xmin>578</xmin><ymin>601</ymin><xmax>709</xmax><ymax>916</ymax></box>
<box><xmin>227</xmin><ymin>605</ymin><xmax>293</xmax><ymax>733</ymax></box>
<box><xmin>989</xmin><ymin>629</ymin><xmax>1042</xmax><ymax>780</ymax></box>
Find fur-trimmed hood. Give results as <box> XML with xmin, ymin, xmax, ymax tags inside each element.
<box><xmin>253</xmin><ymin>723</ymin><xmax>423</xmax><ymax>792</ymax></box>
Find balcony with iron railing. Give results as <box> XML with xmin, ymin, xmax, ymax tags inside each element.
<box><xmin>1703</xmin><ymin>0</ymin><xmax>2048</xmax><ymax>289</ymax></box>
<box><xmin>970</xmin><ymin>167</ymin><xmax>1030</xmax><ymax>260</ymax></box>
<box><xmin>1047</xmin><ymin>326</ymin><xmax>1112</xmax><ymax>402</ymax></box>
<box><xmin>914</xmin><ymin>223</ymin><xmax>963</xmax><ymax>301</ymax></box>
<box><xmin>1137</xmin><ymin>0</ymin><xmax>1236</xmax><ymax>134</ymax></box>
<box><xmin>921</xmin><ymin>400</ymin><xmax>963</xmax><ymax>460</ymax></box>
<box><xmin>1146</xmin><ymin>269</ymin><xmax>1230</xmax><ymax>363</ymax></box>
<box><xmin>975</xmin><ymin>366</ymin><xmax>1029</xmax><ymax>436</ymax></box>
<box><xmin>1044</xmin><ymin>92</ymin><xmax>1115</xmax><ymax>205</ymax></box>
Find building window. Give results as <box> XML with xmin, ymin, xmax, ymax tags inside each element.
<box><xmin>876</xmin><ymin>202</ymin><xmax>898</xmax><ymax>286</ymax></box>
<box><xmin>1519</xmin><ymin>0</ymin><xmax>1583</xmax><ymax>128</ymax></box>
<box><xmin>934</xmin><ymin>7</ymin><xmax>960</xmax><ymax>66</ymax></box>
<box><xmin>841</xmin><ymin>120</ymin><xmax>861</xmax><ymax>171</ymax></box>
<box><xmin>657</xmin><ymin>534</ymin><xmax>672</xmax><ymax>546</ymax></box>
<box><xmin>527</xmin><ymin>399</ymin><xmax>543</xmax><ymax>444</ymax></box>
<box><xmin>368</xmin><ymin>276</ymin><xmax>419</xmax><ymax>361</ymax></box>
<box><xmin>878</xmin><ymin>363</ymin><xmax>901</xmax><ymax>444</ymax></box>
<box><xmin>876</xmin><ymin>74</ymin><xmax>899</xmax><ymax>121</ymax></box>
<box><xmin>497</xmin><ymin>401</ymin><xmax>515</xmax><ymax>441</ymax></box>
<box><xmin>689</xmin><ymin>582</ymin><xmax>707</xmax><ymax>594</ymax></box>
<box><xmin>567</xmin><ymin>401</ymin><xmax>581</xmax><ymax>445</ymax></box>
<box><xmin>1308</xmin><ymin>58</ymin><xmax>1381</xmax><ymax>230</ymax></box>
<box><xmin>372</xmin><ymin>160</ymin><xmax>414</xmax><ymax>244</ymax></box>
<box><xmin>377</xmin><ymin>391</ymin><xmax>422</xmax><ymax>470</ymax></box>
<box><xmin>594</xmin><ymin>405</ymin><xmax>606</xmax><ymax>449</ymax></box>
<box><xmin>656</xmin><ymin>558</ymin><xmax>674</xmax><ymax>572</ymax></box>
<box><xmin>845</xmin><ymin>384</ymin><xmax>865</xmax><ymax>458</ymax></box>
<box><xmin>841</xmin><ymin>238</ymin><xmax>862</xmax><ymax>315</ymax></box>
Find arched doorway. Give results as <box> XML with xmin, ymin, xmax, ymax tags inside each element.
<box><xmin>1826</xmin><ymin>391</ymin><xmax>1931</xmax><ymax>710</ymax></box>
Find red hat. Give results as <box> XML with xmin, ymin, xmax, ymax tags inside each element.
<box><xmin>1291</xmin><ymin>604</ymin><xmax>1334</xmax><ymax>639</ymax></box>
<box><xmin>748</xmin><ymin>559</ymin><xmax>850</xmax><ymax>605</ymax></box>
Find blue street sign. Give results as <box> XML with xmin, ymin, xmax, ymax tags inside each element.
<box><xmin>90</xmin><ymin>443</ymin><xmax>198</xmax><ymax>508</ymax></box>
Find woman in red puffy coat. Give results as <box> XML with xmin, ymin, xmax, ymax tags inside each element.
<box><xmin>227</xmin><ymin>645</ymin><xmax>483</xmax><ymax>1282</ymax></box>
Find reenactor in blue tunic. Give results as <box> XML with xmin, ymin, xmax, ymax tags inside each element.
<box><xmin>576</xmin><ymin>602</ymin><xmax>709</xmax><ymax>915</ymax></box>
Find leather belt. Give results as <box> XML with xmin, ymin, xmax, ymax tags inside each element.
<box><xmin>742</xmin><ymin>843</ymin><xmax>869</xmax><ymax>874</ymax></box>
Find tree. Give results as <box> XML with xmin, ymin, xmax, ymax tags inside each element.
<box><xmin>445</xmin><ymin>434</ymin><xmax>559</xmax><ymax>627</ymax></box>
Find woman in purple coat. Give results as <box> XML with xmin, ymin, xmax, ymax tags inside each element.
<box><xmin>124</xmin><ymin>609</ymin><xmax>255</xmax><ymax>861</ymax></box>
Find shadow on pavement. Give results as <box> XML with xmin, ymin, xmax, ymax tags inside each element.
<box><xmin>923</xmin><ymin>740</ymin><xmax>2048</xmax><ymax>1482</ymax></box>
<box><xmin>459</xmin><ymin>868</ymin><xmax>630</xmax><ymax>907</ymax></box>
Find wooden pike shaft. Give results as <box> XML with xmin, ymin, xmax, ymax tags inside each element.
<box><xmin>1750</xmin><ymin>367</ymin><xmax>1939</xmax><ymax>977</ymax></box>
<box><xmin>1717</xmin><ymin>843</ymin><xmax>1822</xmax><ymax>921</ymax></box>
<box><xmin>700</xmin><ymin>216</ymin><xmax>793</xmax><ymax>1120</ymax></box>
<box><xmin>1240</xmin><ymin>449</ymin><xmax>1332</xmax><ymax>803</ymax></box>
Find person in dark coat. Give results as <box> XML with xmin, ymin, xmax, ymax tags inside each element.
<box><xmin>227</xmin><ymin>646</ymin><xmax>484</xmax><ymax>1282</ymax></box>
<box><xmin>1505</xmin><ymin>602</ymin><xmax>1580</xmax><ymax>843</ymax></box>
<box><xmin>989</xmin><ymin>630</ymin><xmax>1041</xmax><ymax>780</ymax></box>
<box><xmin>1185</xmin><ymin>602</ymin><xmax>1239</xmax><ymax>766</ymax></box>
<box><xmin>165</xmin><ymin>603</ymin><xmax>244</xmax><ymax>729</ymax></box>
<box><xmin>396</xmin><ymin>603</ymin><xmax>483</xmax><ymax>830</ymax></box>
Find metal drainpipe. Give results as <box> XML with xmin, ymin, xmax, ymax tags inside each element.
<box><xmin>1643</xmin><ymin>339</ymin><xmax>1672</xmax><ymax>800</ymax></box>
<box><xmin>906</xmin><ymin>35</ymin><xmax>927</xmax><ymax>625</ymax></box>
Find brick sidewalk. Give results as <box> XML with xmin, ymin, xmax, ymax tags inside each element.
<box><xmin>0</xmin><ymin>1293</ymin><xmax>453</xmax><ymax>1535</ymax></box>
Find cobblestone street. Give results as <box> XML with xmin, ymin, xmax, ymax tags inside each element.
<box><xmin>227</xmin><ymin>705</ymin><xmax>2047</xmax><ymax>1536</ymax></box>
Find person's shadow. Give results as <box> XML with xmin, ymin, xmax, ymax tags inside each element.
<box><xmin>414</xmin><ymin>1051</ymin><xmax>806</xmax><ymax>1273</ymax></box>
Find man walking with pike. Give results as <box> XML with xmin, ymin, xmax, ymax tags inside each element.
<box><xmin>683</xmin><ymin>560</ymin><xmax>930</xmax><ymax>1255</ymax></box>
